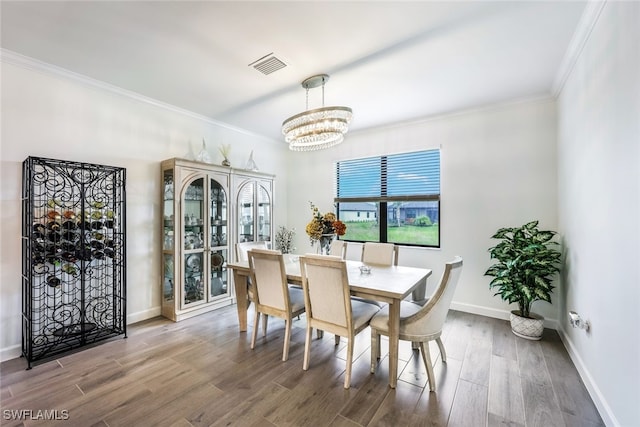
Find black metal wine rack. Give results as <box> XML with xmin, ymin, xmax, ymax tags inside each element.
<box><xmin>22</xmin><ymin>156</ymin><xmax>127</xmax><ymax>368</ymax></box>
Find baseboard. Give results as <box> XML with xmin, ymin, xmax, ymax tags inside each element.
<box><xmin>450</xmin><ymin>301</ymin><xmax>559</xmax><ymax>330</ymax></box>
<box><xmin>1</xmin><ymin>344</ymin><xmax>22</xmax><ymax>363</ymax></box>
<box><xmin>556</xmin><ymin>326</ymin><xmax>619</xmax><ymax>427</ymax></box>
<box><xmin>0</xmin><ymin>307</ymin><xmax>163</xmax><ymax>363</ymax></box>
<box><xmin>127</xmin><ymin>306</ymin><xmax>162</xmax><ymax>324</ymax></box>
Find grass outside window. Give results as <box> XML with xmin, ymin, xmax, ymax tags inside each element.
<box><xmin>342</xmin><ymin>221</ymin><xmax>439</xmax><ymax>247</ymax></box>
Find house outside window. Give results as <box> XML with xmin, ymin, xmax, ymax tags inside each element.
<box><xmin>335</xmin><ymin>149</ymin><xmax>440</xmax><ymax>247</ymax></box>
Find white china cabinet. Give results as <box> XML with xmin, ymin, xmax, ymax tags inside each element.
<box><xmin>161</xmin><ymin>158</ymin><xmax>273</xmax><ymax>321</ymax></box>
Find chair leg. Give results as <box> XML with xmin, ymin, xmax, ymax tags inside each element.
<box><xmin>419</xmin><ymin>341</ymin><xmax>436</xmax><ymax>392</ymax></box>
<box><xmin>303</xmin><ymin>325</ymin><xmax>313</xmax><ymax>370</ymax></box>
<box><xmin>262</xmin><ymin>314</ymin><xmax>268</xmax><ymax>337</ymax></box>
<box><xmin>435</xmin><ymin>337</ymin><xmax>447</xmax><ymax>362</ymax></box>
<box><xmin>334</xmin><ymin>335</ymin><xmax>341</xmax><ymax>346</ymax></box>
<box><xmin>344</xmin><ymin>338</ymin><xmax>354</xmax><ymax>389</ymax></box>
<box><xmin>282</xmin><ymin>318</ymin><xmax>292</xmax><ymax>361</ymax></box>
<box><xmin>316</xmin><ymin>329</ymin><xmax>323</xmax><ymax>339</ymax></box>
<box><xmin>250</xmin><ymin>310</ymin><xmax>260</xmax><ymax>350</ymax></box>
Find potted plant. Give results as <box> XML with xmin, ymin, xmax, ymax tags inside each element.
<box><xmin>484</xmin><ymin>220</ymin><xmax>561</xmax><ymax>340</ymax></box>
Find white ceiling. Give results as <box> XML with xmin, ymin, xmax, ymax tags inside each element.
<box><xmin>1</xmin><ymin>1</ymin><xmax>587</xmax><ymax>143</ymax></box>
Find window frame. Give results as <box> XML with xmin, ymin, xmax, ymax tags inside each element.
<box><xmin>334</xmin><ymin>149</ymin><xmax>441</xmax><ymax>248</ymax></box>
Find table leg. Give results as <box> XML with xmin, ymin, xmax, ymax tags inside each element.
<box><xmin>233</xmin><ymin>270</ymin><xmax>248</xmax><ymax>332</ymax></box>
<box><xmin>411</xmin><ymin>277</ymin><xmax>427</xmax><ymax>303</ymax></box>
<box><xmin>388</xmin><ymin>299</ymin><xmax>400</xmax><ymax>388</ymax></box>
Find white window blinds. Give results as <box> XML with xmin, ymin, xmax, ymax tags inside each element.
<box><xmin>335</xmin><ymin>149</ymin><xmax>440</xmax><ymax>201</ymax></box>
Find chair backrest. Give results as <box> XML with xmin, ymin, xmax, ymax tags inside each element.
<box><xmin>247</xmin><ymin>249</ymin><xmax>289</xmax><ymax>311</ymax></box>
<box><xmin>236</xmin><ymin>241</ymin><xmax>269</xmax><ymax>262</ymax></box>
<box><xmin>329</xmin><ymin>239</ymin><xmax>347</xmax><ymax>259</ymax></box>
<box><xmin>361</xmin><ymin>242</ymin><xmax>398</xmax><ymax>266</ymax></box>
<box><xmin>299</xmin><ymin>254</ymin><xmax>352</xmax><ymax>330</ymax></box>
<box><xmin>403</xmin><ymin>256</ymin><xmax>463</xmax><ymax>337</ymax></box>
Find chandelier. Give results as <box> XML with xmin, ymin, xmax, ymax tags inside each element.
<box><xmin>282</xmin><ymin>74</ymin><xmax>353</xmax><ymax>151</ymax></box>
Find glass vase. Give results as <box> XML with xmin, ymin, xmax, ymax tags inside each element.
<box><xmin>317</xmin><ymin>233</ymin><xmax>336</xmax><ymax>256</ymax></box>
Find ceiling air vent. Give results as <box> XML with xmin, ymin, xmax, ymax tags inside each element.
<box><xmin>249</xmin><ymin>53</ymin><xmax>287</xmax><ymax>75</ymax></box>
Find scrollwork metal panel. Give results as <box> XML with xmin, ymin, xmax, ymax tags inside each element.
<box><xmin>22</xmin><ymin>156</ymin><xmax>126</xmax><ymax>369</ymax></box>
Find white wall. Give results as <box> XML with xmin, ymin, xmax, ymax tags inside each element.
<box><xmin>0</xmin><ymin>58</ymin><xmax>289</xmax><ymax>361</ymax></box>
<box><xmin>557</xmin><ymin>2</ymin><xmax>640</xmax><ymax>426</ymax></box>
<box><xmin>286</xmin><ymin>97</ymin><xmax>559</xmax><ymax>323</ymax></box>
<box><xmin>2</xmin><ymin>7</ymin><xmax>636</xmax><ymax>424</ymax></box>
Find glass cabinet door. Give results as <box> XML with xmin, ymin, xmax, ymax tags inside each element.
<box><xmin>257</xmin><ymin>184</ymin><xmax>271</xmax><ymax>242</ymax></box>
<box><xmin>209</xmin><ymin>178</ymin><xmax>228</xmax><ymax>298</ymax></box>
<box><xmin>236</xmin><ymin>179</ymin><xmax>272</xmax><ymax>245</ymax></box>
<box><xmin>182</xmin><ymin>177</ymin><xmax>205</xmax><ymax>307</ymax></box>
<box><xmin>238</xmin><ymin>183</ymin><xmax>254</xmax><ymax>243</ymax></box>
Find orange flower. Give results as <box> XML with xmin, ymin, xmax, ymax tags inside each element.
<box><xmin>306</xmin><ymin>202</ymin><xmax>347</xmax><ymax>242</ymax></box>
<box><xmin>332</xmin><ymin>220</ymin><xmax>346</xmax><ymax>236</ymax></box>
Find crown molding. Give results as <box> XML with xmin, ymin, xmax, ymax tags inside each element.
<box><xmin>551</xmin><ymin>1</ymin><xmax>606</xmax><ymax>97</ymax></box>
<box><xmin>350</xmin><ymin>94</ymin><xmax>555</xmax><ymax>139</ymax></box>
<box><xmin>0</xmin><ymin>48</ymin><xmax>279</xmax><ymax>143</ymax></box>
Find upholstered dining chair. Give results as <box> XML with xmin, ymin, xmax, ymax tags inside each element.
<box><xmin>247</xmin><ymin>248</ymin><xmax>306</xmax><ymax>361</ymax></box>
<box><xmin>299</xmin><ymin>254</ymin><xmax>381</xmax><ymax>389</ymax></box>
<box><xmin>369</xmin><ymin>256</ymin><xmax>463</xmax><ymax>391</ymax></box>
<box><xmin>361</xmin><ymin>242</ymin><xmax>398</xmax><ymax>266</ymax></box>
<box><xmin>235</xmin><ymin>240</ymin><xmax>269</xmax><ymax>310</ymax></box>
<box><xmin>236</xmin><ymin>240</ymin><xmax>269</xmax><ymax>262</ymax></box>
<box><xmin>329</xmin><ymin>239</ymin><xmax>347</xmax><ymax>259</ymax></box>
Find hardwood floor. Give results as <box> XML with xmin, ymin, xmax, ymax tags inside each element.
<box><xmin>0</xmin><ymin>308</ymin><xmax>604</xmax><ymax>427</ymax></box>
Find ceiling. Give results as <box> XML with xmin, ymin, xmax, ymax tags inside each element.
<box><xmin>1</xmin><ymin>1</ymin><xmax>587</xmax><ymax>143</ymax></box>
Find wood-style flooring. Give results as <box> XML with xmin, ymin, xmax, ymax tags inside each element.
<box><xmin>0</xmin><ymin>307</ymin><xmax>604</xmax><ymax>427</ymax></box>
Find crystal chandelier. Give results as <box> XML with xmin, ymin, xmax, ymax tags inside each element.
<box><xmin>282</xmin><ymin>74</ymin><xmax>353</xmax><ymax>151</ymax></box>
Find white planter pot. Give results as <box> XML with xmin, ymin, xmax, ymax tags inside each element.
<box><xmin>510</xmin><ymin>310</ymin><xmax>544</xmax><ymax>340</ymax></box>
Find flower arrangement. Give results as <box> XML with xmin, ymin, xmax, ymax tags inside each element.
<box><xmin>305</xmin><ymin>202</ymin><xmax>347</xmax><ymax>244</ymax></box>
<box><xmin>274</xmin><ymin>226</ymin><xmax>295</xmax><ymax>254</ymax></box>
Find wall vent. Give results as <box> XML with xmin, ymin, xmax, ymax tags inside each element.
<box><xmin>249</xmin><ymin>53</ymin><xmax>287</xmax><ymax>75</ymax></box>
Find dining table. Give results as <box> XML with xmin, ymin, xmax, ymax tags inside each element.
<box><xmin>227</xmin><ymin>255</ymin><xmax>432</xmax><ymax>388</ymax></box>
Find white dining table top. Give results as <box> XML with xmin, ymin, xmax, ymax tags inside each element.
<box><xmin>227</xmin><ymin>257</ymin><xmax>432</xmax><ymax>301</ymax></box>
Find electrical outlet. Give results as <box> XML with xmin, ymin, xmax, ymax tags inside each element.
<box><xmin>569</xmin><ymin>311</ymin><xmax>590</xmax><ymax>332</ymax></box>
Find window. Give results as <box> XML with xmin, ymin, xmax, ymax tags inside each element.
<box><xmin>335</xmin><ymin>149</ymin><xmax>440</xmax><ymax>247</ymax></box>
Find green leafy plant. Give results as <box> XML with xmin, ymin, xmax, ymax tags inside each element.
<box><xmin>484</xmin><ymin>220</ymin><xmax>561</xmax><ymax>318</ymax></box>
<box><xmin>414</xmin><ymin>215</ymin><xmax>432</xmax><ymax>227</ymax></box>
<box><xmin>274</xmin><ymin>226</ymin><xmax>295</xmax><ymax>254</ymax></box>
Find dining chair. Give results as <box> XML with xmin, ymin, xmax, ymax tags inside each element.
<box><xmin>247</xmin><ymin>248</ymin><xmax>306</xmax><ymax>361</ymax></box>
<box><xmin>236</xmin><ymin>241</ymin><xmax>269</xmax><ymax>262</ymax></box>
<box><xmin>329</xmin><ymin>239</ymin><xmax>347</xmax><ymax>259</ymax></box>
<box><xmin>369</xmin><ymin>256</ymin><xmax>463</xmax><ymax>391</ymax></box>
<box><xmin>235</xmin><ymin>241</ymin><xmax>269</xmax><ymax>310</ymax></box>
<box><xmin>361</xmin><ymin>242</ymin><xmax>398</xmax><ymax>266</ymax></box>
<box><xmin>299</xmin><ymin>254</ymin><xmax>381</xmax><ymax>389</ymax></box>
